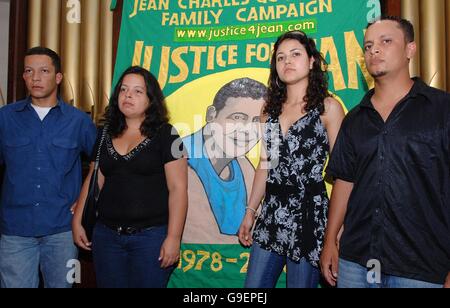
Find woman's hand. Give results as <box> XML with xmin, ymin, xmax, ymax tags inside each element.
<box><xmin>72</xmin><ymin>223</ymin><xmax>92</xmax><ymax>251</ymax></box>
<box><xmin>70</xmin><ymin>202</ymin><xmax>77</xmax><ymax>215</ymax></box>
<box><xmin>159</xmin><ymin>235</ymin><xmax>181</xmax><ymax>268</ymax></box>
<box><xmin>238</xmin><ymin>211</ymin><xmax>256</xmax><ymax>247</ymax></box>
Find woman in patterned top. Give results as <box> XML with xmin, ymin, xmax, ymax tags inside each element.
<box><xmin>238</xmin><ymin>31</ymin><xmax>345</xmax><ymax>288</ymax></box>
<box><xmin>72</xmin><ymin>66</ymin><xmax>187</xmax><ymax>288</ymax></box>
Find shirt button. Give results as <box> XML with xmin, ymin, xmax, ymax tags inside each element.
<box><xmin>37</xmin><ymin>185</ymin><xmax>41</xmax><ymax>189</ymax></box>
<box><xmin>383</xmin><ymin>131</ymin><xmax>388</xmax><ymax>135</ymax></box>
<box><xmin>37</xmin><ymin>167</ymin><xmax>41</xmax><ymax>171</ymax></box>
<box><xmin>35</xmin><ymin>203</ymin><xmax>40</xmax><ymax>207</ymax></box>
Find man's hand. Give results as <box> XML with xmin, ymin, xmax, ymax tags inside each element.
<box><xmin>444</xmin><ymin>272</ymin><xmax>450</xmax><ymax>288</ymax></box>
<box><xmin>320</xmin><ymin>239</ymin><xmax>339</xmax><ymax>287</ymax></box>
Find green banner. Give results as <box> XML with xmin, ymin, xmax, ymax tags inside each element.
<box><xmin>169</xmin><ymin>244</ymin><xmax>283</xmax><ymax>288</ymax></box>
<box><xmin>114</xmin><ymin>0</ymin><xmax>381</xmax><ymax>288</ymax></box>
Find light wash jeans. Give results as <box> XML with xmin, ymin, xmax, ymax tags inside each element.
<box><xmin>244</xmin><ymin>243</ymin><xmax>320</xmax><ymax>288</ymax></box>
<box><xmin>338</xmin><ymin>258</ymin><xmax>443</xmax><ymax>288</ymax></box>
<box><xmin>0</xmin><ymin>231</ymin><xmax>77</xmax><ymax>288</ymax></box>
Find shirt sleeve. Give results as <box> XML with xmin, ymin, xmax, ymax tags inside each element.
<box><xmin>79</xmin><ymin>115</ymin><xmax>98</xmax><ymax>159</ymax></box>
<box><xmin>326</xmin><ymin>116</ymin><xmax>356</xmax><ymax>183</ymax></box>
<box><xmin>0</xmin><ymin>134</ymin><xmax>3</xmax><ymax>165</ymax></box>
<box><xmin>447</xmin><ymin>110</ymin><xmax>450</xmax><ymax>170</ymax></box>
<box><xmin>0</xmin><ymin>113</ymin><xmax>4</xmax><ymax>165</ymax></box>
<box><xmin>446</xmin><ymin>108</ymin><xmax>450</xmax><ymax>274</ymax></box>
<box><xmin>160</xmin><ymin>123</ymin><xmax>185</xmax><ymax>165</ymax></box>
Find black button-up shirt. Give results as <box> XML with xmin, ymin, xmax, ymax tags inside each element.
<box><xmin>327</xmin><ymin>79</ymin><xmax>450</xmax><ymax>284</ymax></box>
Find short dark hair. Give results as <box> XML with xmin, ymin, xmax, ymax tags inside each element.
<box><xmin>213</xmin><ymin>78</ymin><xmax>267</xmax><ymax>113</ymax></box>
<box><xmin>367</xmin><ymin>16</ymin><xmax>415</xmax><ymax>43</ymax></box>
<box><xmin>106</xmin><ymin>66</ymin><xmax>169</xmax><ymax>138</ymax></box>
<box><xmin>25</xmin><ymin>47</ymin><xmax>62</xmax><ymax>73</ymax></box>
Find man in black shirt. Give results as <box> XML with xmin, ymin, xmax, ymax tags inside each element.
<box><xmin>320</xmin><ymin>16</ymin><xmax>450</xmax><ymax>288</ymax></box>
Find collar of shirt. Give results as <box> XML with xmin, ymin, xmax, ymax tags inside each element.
<box><xmin>11</xmin><ymin>96</ymin><xmax>68</xmax><ymax>116</ymax></box>
<box><xmin>359</xmin><ymin>78</ymin><xmax>435</xmax><ymax>110</ymax></box>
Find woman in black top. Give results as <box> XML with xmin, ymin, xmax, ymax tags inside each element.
<box><xmin>73</xmin><ymin>66</ymin><xmax>187</xmax><ymax>288</ymax></box>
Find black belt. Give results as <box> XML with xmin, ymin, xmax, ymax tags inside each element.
<box><xmin>265</xmin><ymin>182</ymin><xmax>316</xmax><ymax>252</ymax></box>
<box><xmin>266</xmin><ymin>183</ymin><xmax>302</xmax><ymax>196</ymax></box>
<box><xmin>100</xmin><ymin>221</ymin><xmax>153</xmax><ymax>236</ymax></box>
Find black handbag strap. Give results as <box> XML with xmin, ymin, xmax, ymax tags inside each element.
<box><xmin>93</xmin><ymin>124</ymin><xmax>109</xmax><ymax>170</ymax></box>
<box><xmin>91</xmin><ymin>124</ymin><xmax>109</xmax><ymax>201</ymax></box>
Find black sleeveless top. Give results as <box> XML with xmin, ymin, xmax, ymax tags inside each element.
<box><xmin>253</xmin><ymin>106</ymin><xmax>330</xmax><ymax>267</ymax></box>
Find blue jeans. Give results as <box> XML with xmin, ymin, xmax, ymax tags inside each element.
<box><xmin>0</xmin><ymin>231</ymin><xmax>77</xmax><ymax>288</ymax></box>
<box><xmin>244</xmin><ymin>243</ymin><xmax>320</xmax><ymax>288</ymax></box>
<box><xmin>92</xmin><ymin>223</ymin><xmax>173</xmax><ymax>288</ymax></box>
<box><xmin>338</xmin><ymin>258</ymin><xmax>443</xmax><ymax>288</ymax></box>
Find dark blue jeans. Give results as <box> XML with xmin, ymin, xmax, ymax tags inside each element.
<box><xmin>244</xmin><ymin>243</ymin><xmax>320</xmax><ymax>288</ymax></box>
<box><xmin>92</xmin><ymin>223</ymin><xmax>173</xmax><ymax>288</ymax></box>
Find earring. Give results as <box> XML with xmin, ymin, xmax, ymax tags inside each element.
<box><xmin>275</xmin><ymin>77</ymin><xmax>284</xmax><ymax>88</ymax></box>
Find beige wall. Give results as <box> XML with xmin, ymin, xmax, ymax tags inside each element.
<box><xmin>0</xmin><ymin>0</ymin><xmax>10</xmax><ymax>105</ymax></box>
<box><xmin>402</xmin><ymin>0</ymin><xmax>449</xmax><ymax>91</ymax></box>
<box><xmin>26</xmin><ymin>0</ymin><xmax>113</xmax><ymax>119</ymax></box>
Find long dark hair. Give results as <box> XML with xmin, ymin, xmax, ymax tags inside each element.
<box><xmin>265</xmin><ymin>31</ymin><xmax>330</xmax><ymax>117</ymax></box>
<box><xmin>105</xmin><ymin>66</ymin><xmax>169</xmax><ymax>138</ymax></box>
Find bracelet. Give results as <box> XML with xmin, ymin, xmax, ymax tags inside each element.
<box><xmin>246</xmin><ymin>207</ymin><xmax>257</xmax><ymax>215</ymax></box>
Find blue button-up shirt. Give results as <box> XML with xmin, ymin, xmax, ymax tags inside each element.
<box><xmin>0</xmin><ymin>97</ymin><xmax>97</xmax><ymax>236</ymax></box>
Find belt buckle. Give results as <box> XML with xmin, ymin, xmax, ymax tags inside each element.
<box><xmin>126</xmin><ymin>227</ymin><xmax>137</xmax><ymax>235</ymax></box>
<box><xmin>115</xmin><ymin>225</ymin><xmax>138</xmax><ymax>235</ymax></box>
<box><xmin>116</xmin><ymin>226</ymin><xmax>123</xmax><ymax>235</ymax></box>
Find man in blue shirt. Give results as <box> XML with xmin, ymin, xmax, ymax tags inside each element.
<box><xmin>0</xmin><ymin>47</ymin><xmax>97</xmax><ymax>288</ymax></box>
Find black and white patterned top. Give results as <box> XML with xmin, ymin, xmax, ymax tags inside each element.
<box><xmin>253</xmin><ymin>106</ymin><xmax>330</xmax><ymax>267</ymax></box>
